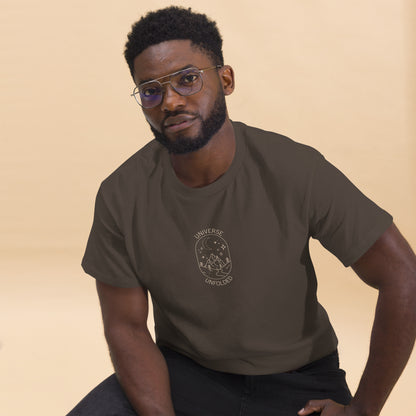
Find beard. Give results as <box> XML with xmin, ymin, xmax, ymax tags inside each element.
<box><xmin>149</xmin><ymin>91</ymin><xmax>227</xmax><ymax>155</ymax></box>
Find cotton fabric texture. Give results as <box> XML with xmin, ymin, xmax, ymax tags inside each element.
<box><xmin>82</xmin><ymin>121</ymin><xmax>393</xmax><ymax>375</ymax></box>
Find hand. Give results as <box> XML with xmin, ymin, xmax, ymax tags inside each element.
<box><xmin>298</xmin><ymin>399</ymin><xmax>361</xmax><ymax>416</ymax></box>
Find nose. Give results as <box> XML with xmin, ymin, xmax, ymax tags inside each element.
<box><xmin>160</xmin><ymin>83</ymin><xmax>186</xmax><ymax>112</ymax></box>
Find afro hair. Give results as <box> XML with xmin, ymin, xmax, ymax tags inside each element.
<box><xmin>124</xmin><ymin>6</ymin><xmax>224</xmax><ymax>79</ymax></box>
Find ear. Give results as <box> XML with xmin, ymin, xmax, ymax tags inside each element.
<box><xmin>219</xmin><ymin>65</ymin><xmax>235</xmax><ymax>96</ymax></box>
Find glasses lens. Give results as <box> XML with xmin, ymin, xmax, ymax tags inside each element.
<box><xmin>139</xmin><ymin>82</ymin><xmax>163</xmax><ymax>108</ymax></box>
<box><xmin>171</xmin><ymin>69</ymin><xmax>202</xmax><ymax>96</ymax></box>
<box><xmin>133</xmin><ymin>68</ymin><xmax>204</xmax><ymax>108</ymax></box>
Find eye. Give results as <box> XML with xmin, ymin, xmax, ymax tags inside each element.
<box><xmin>179</xmin><ymin>73</ymin><xmax>199</xmax><ymax>85</ymax></box>
<box><xmin>140</xmin><ymin>84</ymin><xmax>161</xmax><ymax>97</ymax></box>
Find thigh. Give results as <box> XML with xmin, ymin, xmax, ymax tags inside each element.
<box><xmin>161</xmin><ymin>346</ymin><xmax>243</xmax><ymax>416</ymax></box>
<box><xmin>244</xmin><ymin>351</ymin><xmax>352</xmax><ymax>416</ymax></box>
<box><xmin>67</xmin><ymin>349</ymin><xmax>245</xmax><ymax>416</ymax></box>
<box><xmin>66</xmin><ymin>374</ymin><xmax>137</xmax><ymax>416</ymax></box>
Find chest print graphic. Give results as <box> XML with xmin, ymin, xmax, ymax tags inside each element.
<box><xmin>194</xmin><ymin>228</ymin><xmax>233</xmax><ymax>286</ymax></box>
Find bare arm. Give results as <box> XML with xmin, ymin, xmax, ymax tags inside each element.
<box><xmin>97</xmin><ymin>280</ymin><xmax>175</xmax><ymax>416</ymax></box>
<box><xmin>300</xmin><ymin>223</ymin><xmax>416</xmax><ymax>416</ymax></box>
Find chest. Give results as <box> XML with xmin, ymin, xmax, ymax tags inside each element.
<box><xmin>126</xmin><ymin>172</ymin><xmax>310</xmax><ymax>304</ymax></box>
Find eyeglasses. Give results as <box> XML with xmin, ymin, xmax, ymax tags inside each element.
<box><xmin>131</xmin><ymin>65</ymin><xmax>222</xmax><ymax>109</ymax></box>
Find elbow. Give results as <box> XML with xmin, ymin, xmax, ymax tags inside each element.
<box><xmin>103</xmin><ymin>321</ymin><xmax>150</xmax><ymax>347</ymax></box>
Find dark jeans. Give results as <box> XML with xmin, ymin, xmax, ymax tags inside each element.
<box><xmin>67</xmin><ymin>347</ymin><xmax>351</xmax><ymax>416</ymax></box>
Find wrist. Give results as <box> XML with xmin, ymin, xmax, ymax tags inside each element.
<box><xmin>348</xmin><ymin>398</ymin><xmax>381</xmax><ymax>416</ymax></box>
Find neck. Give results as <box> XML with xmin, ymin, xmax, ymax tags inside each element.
<box><xmin>169</xmin><ymin>119</ymin><xmax>235</xmax><ymax>188</ymax></box>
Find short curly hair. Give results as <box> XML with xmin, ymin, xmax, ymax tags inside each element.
<box><xmin>124</xmin><ymin>6</ymin><xmax>224</xmax><ymax>79</ymax></box>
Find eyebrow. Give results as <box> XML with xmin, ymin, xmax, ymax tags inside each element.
<box><xmin>138</xmin><ymin>64</ymin><xmax>196</xmax><ymax>86</ymax></box>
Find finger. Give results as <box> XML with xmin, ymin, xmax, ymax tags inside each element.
<box><xmin>298</xmin><ymin>399</ymin><xmax>332</xmax><ymax>415</ymax></box>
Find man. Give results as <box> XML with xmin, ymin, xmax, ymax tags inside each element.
<box><xmin>68</xmin><ymin>6</ymin><xmax>416</xmax><ymax>416</ymax></box>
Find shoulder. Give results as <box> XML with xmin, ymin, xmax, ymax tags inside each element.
<box><xmin>99</xmin><ymin>139</ymin><xmax>163</xmax><ymax>196</ymax></box>
<box><xmin>233</xmin><ymin>121</ymin><xmax>322</xmax><ymax>177</ymax></box>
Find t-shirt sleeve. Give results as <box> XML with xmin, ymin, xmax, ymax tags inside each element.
<box><xmin>308</xmin><ymin>152</ymin><xmax>393</xmax><ymax>267</ymax></box>
<box><xmin>81</xmin><ymin>185</ymin><xmax>143</xmax><ymax>288</ymax></box>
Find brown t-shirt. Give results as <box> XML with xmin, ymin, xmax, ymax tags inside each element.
<box><xmin>82</xmin><ymin>121</ymin><xmax>392</xmax><ymax>375</ymax></box>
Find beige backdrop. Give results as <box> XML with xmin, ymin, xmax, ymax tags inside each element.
<box><xmin>1</xmin><ymin>0</ymin><xmax>415</xmax><ymax>415</ymax></box>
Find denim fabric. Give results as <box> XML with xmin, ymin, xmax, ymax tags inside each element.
<box><xmin>67</xmin><ymin>347</ymin><xmax>351</xmax><ymax>416</ymax></box>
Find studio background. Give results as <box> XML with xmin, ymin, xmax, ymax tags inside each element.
<box><xmin>1</xmin><ymin>1</ymin><xmax>415</xmax><ymax>414</ymax></box>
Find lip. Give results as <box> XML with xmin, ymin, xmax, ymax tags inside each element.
<box><xmin>163</xmin><ymin>115</ymin><xmax>197</xmax><ymax>133</ymax></box>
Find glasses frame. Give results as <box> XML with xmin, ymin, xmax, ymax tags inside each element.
<box><xmin>131</xmin><ymin>65</ymin><xmax>222</xmax><ymax>109</ymax></box>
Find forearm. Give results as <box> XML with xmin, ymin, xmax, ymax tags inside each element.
<box><xmin>349</xmin><ymin>285</ymin><xmax>416</xmax><ymax>415</ymax></box>
<box><xmin>106</xmin><ymin>326</ymin><xmax>175</xmax><ymax>416</ymax></box>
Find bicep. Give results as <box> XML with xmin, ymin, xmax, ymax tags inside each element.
<box><xmin>351</xmin><ymin>222</ymin><xmax>416</xmax><ymax>290</ymax></box>
<box><xmin>96</xmin><ymin>280</ymin><xmax>149</xmax><ymax>332</ymax></box>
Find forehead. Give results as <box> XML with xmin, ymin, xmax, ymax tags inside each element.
<box><xmin>133</xmin><ymin>40</ymin><xmax>213</xmax><ymax>85</ymax></box>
